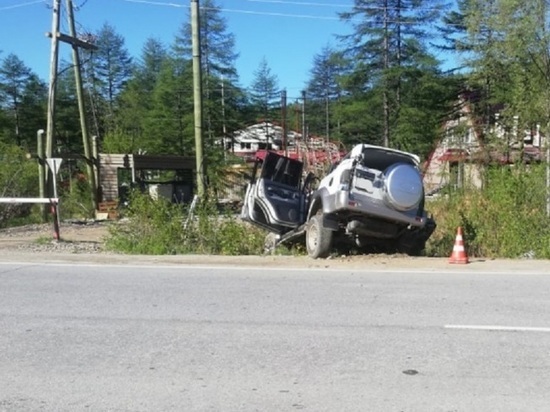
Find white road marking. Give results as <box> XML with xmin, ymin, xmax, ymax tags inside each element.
<box><xmin>445</xmin><ymin>325</ymin><xmax>550</xmax><ymax>333</ymax></box>
<box><xmin>0</xmin><ymin>262</ymin><xmax>548</xmax><ymax>276</ymax></box>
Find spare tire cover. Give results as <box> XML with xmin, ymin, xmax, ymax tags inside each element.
<box><xmin>383</xmin><ymin>163</ymin><xmax>423</xmax><ymax>211</ymax></box>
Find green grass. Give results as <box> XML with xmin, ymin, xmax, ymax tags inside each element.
<box><xmin>104</xmin><ymin>191</ymin><xmax>266</xmax><ymax>255</ymax></box>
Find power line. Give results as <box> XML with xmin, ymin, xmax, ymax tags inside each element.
<box><xmin>0</xmin><ymin>0</ymin><xmax>45</xmax><ymax>11</ymax></box>
<box><xmin>75</xmin><ymin>0</ymin><xmax>90</xmax><ymax>10</ymax></box>
<box><xmin>213</xmin><ymin>8</ymin><xmax>460</xmax><ymax>27</ymax></box>
<box><xmin>121</xmin><ymin>0</ymin><xmax>347</xmax><ymax>9</ymax></box>
<box><xmin>212</xmin><ymin>7</ymin><xmax>340</xmax><ymax>20</ymax></box>
<box><xmin>121</xmin><ymin>0</ymin><xmax>342</xmax><ymax>18</ymax></box>
<box><xmin>118</xmin><ymin>1</ymin><xmax>453</xmax><ymax>24</ymax></box>
<box><xmin>244</xmin><ymin>0</ymin><xmax>350</xmax><ymax>8</ymax></box>
<box><xmin>122</xmin><ymin>0</ymin><xmax>185</xmax><ymax>8</ymax></box>
<box><xmin>245</xmin><ymin>0</ymin><xmax>443</xmax><ymax>12</ymax></box>
<box><xmin>120</xmin><ymin>0</ymin><xmax>343</xmax><ymax>19</ymax></box>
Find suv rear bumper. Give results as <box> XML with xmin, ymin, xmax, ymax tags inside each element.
<box><xmin>322</xmin><ymin>189</ymin><xmax>427</xmax><ymax>228</ymax></box>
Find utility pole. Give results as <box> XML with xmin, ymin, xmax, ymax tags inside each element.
<box><xmin>546</xmin><ymin>120</ymin><xmax>550</xmax><ymax>217</ymax></box>
<box><xmin>45</xmin><ymin>0</ymin><xmax>61</xmax><ymax>159</ymax></box>
<box><xmin>45</xmin><ymin>0</ymin><xmax>98</xmax><ymax>208</ymax></box>
<box><xmin>221</xmin><ymin>76</ymin><xmax>228</xmax><ymax>153</ymax></box>
<box><xmin>191</xmin><ymin>0</ymin><xmax>206</xmax><ymax>199</ymax></box>
<box><xmin>382</xmin><ymin>1</ymin><xmax>390</xmax><ymax>148</ymax></box>
<box><xmin>281</xmin><ymin>89</ymin><xmax>287</xmax><ymax>155</ymax></box>
<box><xmin>301</xmin><ymin>90</ymin><xmax>307</xmax><ymax>141</ymax></box>
<box><xmin>66</xmin><ymin>0</ymin><xmax>98</xmax><ymax>209</ymax></box>
<box><xmin>37</xmin><ymin>129</ymin><xmax>47</xmax><ymax>220</ymax></box>
<box><xmin>325</xmin><ymin>95</ymin><xmax>330</xmax><ymax>144</ymax></box>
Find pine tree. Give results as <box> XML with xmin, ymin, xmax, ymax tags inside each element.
<box><xmin>111</xmin><ymin>38</ymin><xmax>170</xmax><ymax>153</ymax></box>
<box><xmin>0</xmin><ymin>54</ymin><xmax>33</xmax><ymax>147</ymax></box>
<box><xmin>173</xmin><ymin>0</ymin><xmax>238</xmax><ymax>81</ymax></box>
<box><xmin>18</xmin><ymin>74</ymin><xmax>47</xmax><ymax>153</ymax></box>
<box><xmin>340</xmin><ymin>0</ymin><xmax>444</xmax><ymax>148</ymax></box>
<box><xmin>250</xmin><ymin>57</ymin><xmax>280</xmax><ymax>123</ymax></box>
<box><xmin>135</xmin><ymin>38</ymin><xmax>168</xmax><ymax>93</ymax></box>
<box><xmin>144</xmin><ymin>59</ymin><xmax>194</xmax><ymax>155</ymax></box>
<box><xmin>54</xmin><ymin>67</ymin><xmax>84</xmax><ymax>155</ymax></box>
<box><xmin>464</xmin><ymin>0</ymin><xmax>550</xmax><ymax>137</ymax></box>
<box><xmin>173</xmin><ymin>0</ymin><xmax>240</xmax><ymax>145</ymax></box>
<box><xmin>438</xmin><ymin>0</ymin><xmax>472</xmax><ymax>59</ymax></box>
<box><xmin>83</xmin><ymin>22</ymin><xmax>133</xmax><ymax>135</ymax></box>
<box><xmin>306</xmin><ymin>45</ymin><xmax>349</xmax><ymax>140</ymax></box>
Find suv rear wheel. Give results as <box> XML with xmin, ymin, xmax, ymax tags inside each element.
<box><xmin>306</xmin><ymin>214</ymin><xmax>333</xmax><ymax>258</ymax></box>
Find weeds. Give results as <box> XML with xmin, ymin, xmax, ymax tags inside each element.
<box><xmin>426</xmin><ymin>163</ymin><xmax>550</xmax><ymax>259</ymax></box>
<box><xmin>107</xmin><ymin>161</ymin><xmax>550</xmax><ymax>259</ymax></box>
<box><xmin>0</xmin><ymin>143</ymin><xmax>39</xmax><ymax>227</ymax></box>
<box><xmin>35</xmin><ymin>235</ymin><xmax>53</xmax><ymax>245</ymax></box>
<box><xmin>105</xmin><ymin>191</ymin><xmax>266</xmax><ymax>255</ymax></box>
<box><xmin>59</xmin><ymin>177</ymin><xmax>96</xmax><ymax>220</ymax></box>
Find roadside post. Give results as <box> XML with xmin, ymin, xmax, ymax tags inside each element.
<box><xmin>46</xmin><ymin>158</ymin><xmax>63</xmax><ymax>240</ymax></box>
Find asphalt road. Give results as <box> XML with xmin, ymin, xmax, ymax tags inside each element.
<box><xmin>1</xmin><ymin>258</ymin><xmax>550</xmax><ymax>411</ymax></box>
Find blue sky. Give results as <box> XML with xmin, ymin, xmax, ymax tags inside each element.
<box><xmin>0</xmin><ymin>0</ymin><xmax>358</xmax><ymax>101</ymax></box>
<box><xmin>1</xmin><ymin>0</ymin><xmax>456</xmax><ymax>101</ymax></box>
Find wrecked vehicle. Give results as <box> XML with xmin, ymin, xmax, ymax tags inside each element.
<box><xmin>240</xmin><ymin>144</ymin><xmax>436</xmax><ymax>258</ymax></box>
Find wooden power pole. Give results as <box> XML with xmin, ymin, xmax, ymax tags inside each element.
<box><xmin>45</xmin><ymin>0</ymin><xmax>98</xmax><ymax>209</ymax></box>
<box><xmin>281</xmin><ymin>89</ymin><xmax>287</xmax><ymax>155</ymax></box>
<box><xmin>45</xmin><ymin>0</ymin><xmax>61</xmax><ymax>160</ymax></box>
<box><xmin>191</xmin><ymin>0</ymin><xmax>206</xmax><ymax>199</ymax></box>
<box><xmin>66</xmin><ymin>0</ymin><xmax>98</xmax><ymax>209</ymax></box>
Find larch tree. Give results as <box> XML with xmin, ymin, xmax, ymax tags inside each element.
<box><xmin>173</xmin><ymin>0</ymin><xmax>240</xmax><ymax>144</ymax></box>
<box><xmin>464</xmin><ymin>0</ymin><xmax>550</xmax><ymax>132</ymax></box>
<box><xmin>111</xmin><ymin>38</ymin><xmax>170</xmax><ymax>153</ymax></box>
<box><xmin>83</xmin><ymin>22</ymin><xmax>133</xmax><ymax>137</ymax></box>
<box><xmin>250</xmin><ymin>57</ymin><xmax>280</xmax><ymax>124</ymax></box>
<box><xmin>0</xmin><ymin>54</ymin><xmax>33</xmax><ymax>147</ymax></box>
<box><xmin>306</xmin><ymin>45</ymin><xmax>349</xmax><ymax>141</ymax></box>
<box><xmin>54</xmin><ymin>67</ymin><xmax>85</xmax><ymax>155</ymax></box>
<box><xmin>145</xmin><ymin>58</ymin><xmax>195</xmax><ymax>155</ymax></box>
<box><xmin>438</xmin><ymin>0</ymin><xmax>473</xmax><ymax>62</ymax></box>
<box><xmin>173</xmin><ymin>0</ymin><xmax>238</xmax><ymax>81</ymax></box>
<box><xmin>18</xmin><ymin>73</ymin><xmax>47</xmax><ymax>153</ymax></box>
<box><xmin>340</xmin><ymin>0</ymin><xmax>444</xmax><ymax>148</ymax></box>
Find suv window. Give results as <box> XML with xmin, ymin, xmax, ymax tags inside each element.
<box><xmin>361</xmin><ymin>148</ymin><xmax>416</xmax><ymax>170</ymax></box>
<box><xmin>261</xmin><ymin>152</ymin><xmax>303</xmax><ymax>188</ymax></box>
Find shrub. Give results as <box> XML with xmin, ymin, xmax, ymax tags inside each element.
<box><xmin>426</xmin><ymin>163</ymin><xmax>550</xmax><ymax>259</ymax></box>
<box><xmin>105</xmin><ymin>191</ymin><xmax>265</xmax><ymax>255</ymax></box>
<box><xmin>0</xmin><ymin>143</ymin><xmax>40</xmax><ymax>227</ymax></box>
<box><xmin>59</xmin><ymin>175</ymin><xmax>96</xmax><ymax>220</ymax></box>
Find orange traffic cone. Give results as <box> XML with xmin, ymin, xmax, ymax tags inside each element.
<box><xmin>449</xmin><ymin>227</ymin><xmax>469</xmax><ymax>264</ymax></box>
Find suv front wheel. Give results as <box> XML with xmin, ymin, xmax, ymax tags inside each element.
<box><xmin>306</xmin><ymin>214</ymin><xmax>333</xmax><ymax>259</ymax></box>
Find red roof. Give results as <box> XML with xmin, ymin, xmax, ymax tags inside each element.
<box><xmin>438</xmin><ymin>149</ymin><xmax>468</xmax><ymax>162</ymax></box>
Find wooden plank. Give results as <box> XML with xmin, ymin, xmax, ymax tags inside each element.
<box><xmin>97</xmin><ymin>201</ymin><xmax>119</xmax><ymax>220</ymax></box>
<box><xmin>133</xmin><ymin>155</ymin><xmax>196</xmax><ymax>170</ymax></box>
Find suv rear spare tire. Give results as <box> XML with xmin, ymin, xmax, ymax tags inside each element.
<box><xmin>383</xmin><ymin>163</ymin><xmax>423</xmax><ymax>211</ymax></box>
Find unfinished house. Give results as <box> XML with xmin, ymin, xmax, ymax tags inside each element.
<box><xmin>423</xmin><ymin>93</ymin><xmax>546</xmax><ymax>195</ymax></box>
<box><xmin>98</xmin><ymin>154</ymin><xmax>196</xmax><ymax>204</ymax></box>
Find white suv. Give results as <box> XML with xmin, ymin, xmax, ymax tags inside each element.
<box><xmin>241</xmin><ymin>144</ymin><xmax>436</xmax><ymax>258</ymax></box>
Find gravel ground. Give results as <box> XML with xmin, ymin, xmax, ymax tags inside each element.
<box><xmin>0</xmin><ymin>220</ymin><xmax>111</xmax><ymax>254</ymax></box>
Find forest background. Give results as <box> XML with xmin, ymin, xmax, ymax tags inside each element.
<box><xmin>2</xmin><ymin>0</ymin><xmax>550</xmax><ymax>258</ymax></box>
<box><xmin>7</xmin><ymin>0</ymin><xmax>550</xmax><ymax>160</ymax></box>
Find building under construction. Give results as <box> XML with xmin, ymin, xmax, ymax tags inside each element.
<box><xmin>224</xmin><ymin>121</ymin><xmax>346</xmax><ymax>177</ymax></box>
